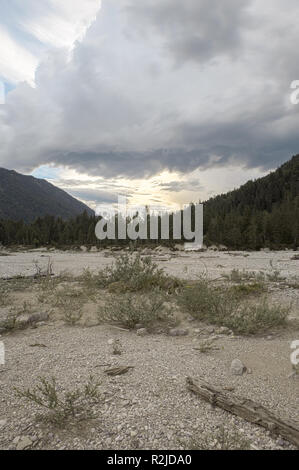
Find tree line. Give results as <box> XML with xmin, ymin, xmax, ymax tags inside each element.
<box><xmin>0</xmin><ymin>155</ymin><xmax>298</xmax><ymax>250</ymax></box>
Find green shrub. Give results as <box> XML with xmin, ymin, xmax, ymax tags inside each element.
<box><xmin>227</xmin><ymin>302</ymin><xmax>289</xmax><ymax>335</ymax></box>
<box><xmin>223</xmin><ymin>269</ymin><xmax>265</xmax><ymax>283</ymax></box>
<box><xmin>180</xmin><ymin>280</ymin><xmax>237</xmax><ymax>323</ymax></box>
<box><xmin>98</xmin><ymin>292</ymin><xmax>172</xmax><ymax>329</ymax></box>
<box><xmin>180</xmin><ymin>281</ymin><xmax>289</xmax><ymax>335</ymax></box>
<box><xmin>229</xmin><ymin>282</ymin><xmax>266</xmax><ymax>298</ymax></box>
<box><xmin>55</xmin><ymin>288</ymin><xmax>84</xmax><ymax>325</ymax></box>
<box><xmin>15</xmin><ymin>375</ymin><xmax>102</xmax><ymax>427</ymax></box>
<box><xmin>97</xmin><ymin>253</ymin><xmax>179</xmax><ymax>292</ymax></box>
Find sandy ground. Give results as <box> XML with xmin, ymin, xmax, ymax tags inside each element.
<box><xmin>0</xmin><ymin>248</ymin><xmax>298</xmax><ymax>450</ymax></box>
<box><xmin>1</xmin><ymin>248</ymin><xmax>299</xmax><ymax>317</ymax></box>
<box><xmin>0</xmin><ymin>248</ymin><xmax>299</xmax><ymax>280</ymax></box>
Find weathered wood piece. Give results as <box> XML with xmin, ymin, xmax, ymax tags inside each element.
<box><xmin>105</xmin><ymin>366</ymin><xmax>134</xmax><ymax>376</ymax></box>
<box><xmin>186</xmin><ymin>376</ymin><xmax>299</xmax><ymax>448</ymax></box>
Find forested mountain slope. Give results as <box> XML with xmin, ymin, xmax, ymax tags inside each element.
<box><xmin>0</xmin><ymin>168</ymin><xmax>93</xmax><ymax>223</ymax></box>
<box><xmin>203</xmin><ymin>155</ymin><xmax>299</xmax><ymax>249</ymax></box>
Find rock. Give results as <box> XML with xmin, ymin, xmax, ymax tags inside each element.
<box><xmin>0</xmin><ymin>419</ymin><xmax>7</xmax><ymax>429</ymax></box>
<box><xmin>215</xmin><ymin>326</ymin><xmax>231</xmax><ymax>335</ymax></box>
<box><xmin>16</xmin><ymin>436</ymin><xmax>33</xmax><ymax>450</ymax></box>
<box><xmin>204</xmin><ymin>326</ymin><xmax>215</xmax><ymax>334</ymax></box>
<box><xmin>141</xmin><ymin>249</ymin><xmax>153</xmax><ymax>256</ymax></box>
<box><xmin>135</xmin><ymin>323</ymin><xmax>144</xmax><ymax>330</ymax></box>
<box><xmin>90</xmin><ymin>246</ymin><xmax>98</xmax><ymax>252</ymax></box>
<box><xmin>208</xmin><ymin>245</ymin><xmax>218</xmax><ymax>251</ymax></box>
<box><xmin>187</xmin><ymin>316</ymin><xmax>195</xmax><ymax>323</ymax></box>
<box><xmin>169</xmin><ymin>328</ymin><xmax>189</xmax><ymax>337</ymax></box>
<box><xmin>136</xmin><ymin>328</ymin><xmax>147</xmax><ymax>337</ymax></box>
<box><xmin>231</xmin><ymin>359</ymin><xmax>246</xmax><ymax>376</ymax></box>
<box><xmin>218</xmin><ymin>244</ymin><xmax>228</xmax><ymax>252</ymax></box>
<box><xmin>29</xmin><ymin>312</ymin><xmax>49</xmax><ymax>323</ymax></box>
<box><xmin>80</xmin><ymin>246</ymin><xmax>88</xmax><ymax>252</ymax></box>
<box><xmin>107</xmin><ymin>339</ymin><xmax>115</xmax><ymax>345</ymax></box>
<box><xmin>193</xmin><ymin>328</ymin><xmax>202</xmax><ymax>334</ymax></box>
<box><xmin>15</xmin><ymin>314</ymin><xmax>31</xmax><ymax>328</ymax></box>
<box><xmin>16</xmin><ymin>312</ymin><xmax>49</xmax><ymax>328</ymax></box>
<box><xmin>174</xmin><ymin>244</ymin><xmax>185</xmax><ymax>252</ymax></box>
<box><xmin>277</xmin><ymin>438</ymin><xmax>287</xmax><ymax>448</ymax></box>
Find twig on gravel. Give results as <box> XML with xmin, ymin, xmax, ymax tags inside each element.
<box><xmin>104</xmin><ymin>366</ymin><xmax>134</xmax><ymax>376</ymax></box>
<box><xmin>109</xmin><ymin>326</ymin><xmax>130</xmax><ymax>332</ymax></box>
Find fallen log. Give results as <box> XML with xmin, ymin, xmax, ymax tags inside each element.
<box><xmin>186</xmin><ymin>376</ymin><xmax>299</xmax><ymax>448</ymax></box>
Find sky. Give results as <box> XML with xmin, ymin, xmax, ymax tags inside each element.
<box><xmin>1</xmin><ymin>0</ymin><xmax>299</xmax><ymax>210</ymax></box>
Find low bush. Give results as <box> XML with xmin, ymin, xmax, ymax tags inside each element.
<box><xmin>96</xmin><ymin>253</ymin><xmax>180</xmax><ymax>293</ymax></box>
<box><xmin>98</xmin><ymin>291</ymin><xmax>172</xmax><ymax>329</ymax></box>
<box><xmin>180</xmin><ymin>280</ymin><xmax>289</xmax><ymax>335</ymax></box>
<box><xmin>15</xmin><ymin>375</ymin><xmax>102</xmax><ymax>427</ymax></box>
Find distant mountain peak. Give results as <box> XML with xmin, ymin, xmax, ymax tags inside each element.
<box><xmin>0</xmin><ymin>168</ymin><xmax>94</xmax><ymax>222</ymax></box>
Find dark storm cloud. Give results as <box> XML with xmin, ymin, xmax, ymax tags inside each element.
<box><xmin>1</xmin><ymin>0</ymin><xmax>299</xmax><ymax>183</ymax></box>
<box><xmin>126</xmin><ymin>0</ymin><xmax>252</xmax><ymax>65</ymax></box>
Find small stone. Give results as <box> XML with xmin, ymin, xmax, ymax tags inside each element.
<box><xmin>16</xmin><ymin>436</ymin><xmax>33</xmax><ymax>450</ymax></box>
<box><xmin>15</xmin><ymin>314</ymin><xmax>31</xmax><ymax>328</ymax></box>
<box><xmin>130</xmin><ymin>430</ymin><xmax>137</xmax><ymax>438</ymax></box>
<box><xmin>107</xmin><ymin>339</ymin><xmax>115</xmax><ymax>345</ymax></box>
<box><xmin>277</xmin><ymin>438</ymin><xmax>287</xmax><ymax>448</ymax></box>
<box><xmin>135</xmin><ymin>324</ymin><xmax>144</xmax><ymax>330</ymax></box>
<box><xmin>169</xmin><ymin>328</ymin><xmax>189</xmax><ymax>337</ymax></box>
<box><xmin>29</xmin><ymin>312</ymin><xmax>49</xmax><ymax>323</ymax></box>
<box><xmin>216</xmin><ymin>326</ymin><xmax>231</xmax><ymax>335</ymax></box>
<box><xmin>205</xmin><ymin>326</ymin><xmax>215</xmax><ymax>334</ymax></box>
<box><xmin>0</xmin><ymin>419</ymin><xmax>7</xmax><ymax>429</ymax></box>
<box><xmin>136</xmin><ymin>328</ymin><xmax>147</xmax><ymax>337</ymax></box>
<box><xmin>231</xmin><ymin>359</ymin><xmax>246</xmax><ymax>376</ymax></box>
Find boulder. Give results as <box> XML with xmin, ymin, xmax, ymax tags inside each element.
<box><xmin>169</xmin><ymin>328</ymin><xmax>189</xmax><ymax>337</ymax></box>
<box><xmin>231</xmin><ymin>359</ymin><xmax>246</xmax><ymax>376</ymax></box>
<box><xmin>136</xmin><ymin>328</ymin><xmax>148</xmax><ymax>337</ymax></box>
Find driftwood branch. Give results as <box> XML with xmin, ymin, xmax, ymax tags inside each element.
<box><xmin>186</xmin><ymin>377</ymin><xmax>299</xmax><ymax>448</ymax></box>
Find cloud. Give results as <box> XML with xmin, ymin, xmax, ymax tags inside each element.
<box><xmin>0</xmin><ymin>0</ymin><xmax>100</xmax><ymax>84</ymax></box>
<box><xmin>1</xmin><ymin>0</ymin><xmax>299</xmax><ymax>190</ymax></box>
<box><xmin>68</xmin><ymin>188</ymin><xmax>118</xmax><ymax>205</ymax></box>
<box><xmin>125</xmin><ymin>0</ymin><xmax>253</xmax><ymax>65</ymax></box>
<box><xmin>0</xmin><ymin>25</ymin><xmax>38</xmax><ymax>84</ymax></box>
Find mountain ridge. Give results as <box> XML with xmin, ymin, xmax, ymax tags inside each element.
<box><xmin>0</xmin><ymin>168</ymin><xmax>94</xmax><ymax>222</ymax></box>
<box><xmin>203</xmin><ymin>154</ymin><xmax>299</xmax><ymax>248</ymax></box>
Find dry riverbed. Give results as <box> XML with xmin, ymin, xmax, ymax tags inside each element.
<box><xmin>0</xmin><ymin>248</ymin><xmax>298</xmax><ymax>450</ymax></box>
